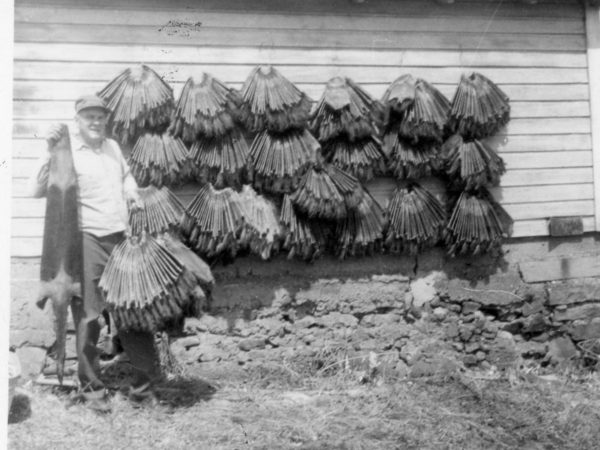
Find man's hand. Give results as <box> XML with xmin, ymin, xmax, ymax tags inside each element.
<box><xmin>127</xmin><ymin>191</ymin><xmax>144</xmax><ymax>212</ymax></box>
<box><xmin>45</xmin><ymin>124</ymin><xmax>64</xmax><ymax>148</ymax></box>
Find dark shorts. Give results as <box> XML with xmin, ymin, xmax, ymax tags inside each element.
<box><xmin>82</xmin><ymin>231</ymin><xmax>125</xmax><ymax>317</ymax></box>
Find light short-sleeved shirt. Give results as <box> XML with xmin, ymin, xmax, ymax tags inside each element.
<box><xmin>28</xmin><ymin>129</ymin><xmax>138</xmax><ymax>237</ymax></box>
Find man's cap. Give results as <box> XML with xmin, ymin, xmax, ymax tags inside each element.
<box><xmin>75</xmin><ymin>95</ymin><xmax>111</xmax><ymax>114</ymax></box>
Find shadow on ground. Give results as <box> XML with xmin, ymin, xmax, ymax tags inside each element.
<box><xmin>8</xmin><ymin>394</ymin><xmax>32</xmax><ymax>424</ymax></box>
<box><xmin>151</xmin><ymin>377</ymin><xmax>217</xmax><ymax>408</ymax></box>
<box><xmin>100</xmin><ymin>360</ymin><xmax>218</xmax><ymax>409</ymax></box>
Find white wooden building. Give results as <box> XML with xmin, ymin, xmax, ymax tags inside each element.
<box><xmin>11</xmin><ymin>0</ymin><xmax>600</xmax><ymax>267</ymax></box>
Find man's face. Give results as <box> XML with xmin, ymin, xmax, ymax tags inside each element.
<box><xmin>76</xmin><ymin>108</ymin><xmax>108</xmax><ymax>143</ymax></box>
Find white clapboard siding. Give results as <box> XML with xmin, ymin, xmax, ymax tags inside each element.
<box><xmin>13</xmin><ymin>24</ymin><xmax>587</xmax><ymax>52</ymax></box>
<box><xmin>14</xmin><ymin>6</ymin><xmax>586</xmax><ymax>35</ymax></box>
<box><xmin>11</xmin><ymin>0</ymin><xmax>595</xmax><ymax>257</ymax></box>
<box><xmin>12</xmin><ymin>99</ymin><xmax>592</xmax><ymax>120</ymax></box>
<box><xmin>13</xmin><ymin>80</ymin><xmax>592</xmax><ymax>103</ymax></box>
<box><xmin>13</xmin><ymin>62</ymin><xmax>590</xmax><ymax>84</ymax></box>
<box><xmin>14</xmin><ymin>0</ymin><xmax>585</xmax><ymax>19</ymax></box>
<box><xmin>14</xmin><ymin>44</ymin><xmax>589</xmax><ymax>67</ymax></box>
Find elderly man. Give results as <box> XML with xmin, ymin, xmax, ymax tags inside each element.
<box><xmin>29</xmin><ymin>95</ymin><xmax>160</xmax><ymax>407</ymax></box>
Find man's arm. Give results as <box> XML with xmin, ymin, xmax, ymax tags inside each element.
<box><xmin>110</xmin><ymin>139</ymin><xmax>142</xmax><ymax>207</ymax></box>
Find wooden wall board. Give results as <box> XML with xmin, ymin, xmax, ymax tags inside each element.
<box><xmin>13</xmin><ymin>80</ymin><xmax>591</xmax><ymax>103</ymax></box>
<box><xmin>500</xmin><ymin>168</ymin><xmax>594</xmax><ymax>186</ymax></box>
<box><xmin>15</xmin><ymin>45</ymin><xmax>589</xmax><ymax>73</ymax></box>
<box><xmin>14</xmin><ymin>24</ymin><xmax>587</xmax><ymax>52</ymax></box>
<box><xmin>14</xmin><ymin>0</ymin><xmax>585</xmax><ymax>19</ymax></box>
<box><xmin>12</xmin><ymin>99</ymin><xmax>591</xmax><ymax>121</ymax></box>
<box><xmin>14</xmin><ymin>7</ymin><xmax>586</xmax><ymax>35</ymax></box>
<box><xmin>13</xmin><ymin>61</ymin><xmax>589</xmax><ymax>84</ymax></box>
<box><xmin>15</xmin><ymin>43</ymin><xmax>589</xmax><ymax>68</ymax></box>
<box><xmin>11</xmin><ymin>0</ymin><xmax>595</xmax><ymax>258</ymax></box>
<box><xmin>520</xmin><ymin>255</ymin><xmax>600</xmax><ymax>282</ymax></box>
<box><xmin>486</xmin><ymin>134</ymin><xmax>592</xmax><ymax>152</ymax></box>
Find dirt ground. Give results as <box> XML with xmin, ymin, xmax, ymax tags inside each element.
<box><xmin>7</xmin><ymin>356</ymin><xmax>600</xmax><ymax>450</ymax></box>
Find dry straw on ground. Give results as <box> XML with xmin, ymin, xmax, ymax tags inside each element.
<box><xmin>8</xmin><ymin>354</ymin><xmax>600</xmax><ymax>450</ymax></box>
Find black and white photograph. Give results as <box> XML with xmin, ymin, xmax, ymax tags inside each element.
<box><xmin>4</xmin><ymin>0</ymin><xmax>600</xmax><ymax>448</ymax></box>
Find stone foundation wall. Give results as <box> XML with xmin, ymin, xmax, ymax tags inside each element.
<box><xmin>169</xmin><ymin>268</ymin><xmax>600</xmax><ymax>373</ymax></box>
<box><xmin>11</xmin><ymin>235</ymin><xmax>600</xmax><ymax>378</ymax></box>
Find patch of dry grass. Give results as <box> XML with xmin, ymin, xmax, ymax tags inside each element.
<box><xmin>8</xmin><ymin>361</ymin><xmax>600</xmax><ymax>450</ymax></box>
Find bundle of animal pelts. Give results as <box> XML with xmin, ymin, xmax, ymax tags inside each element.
<box><xmin>129</xmin><ymin>185</ymin><xmax>185</xmax><ymax>236</ymax></box>
<box><xmin>321</xmin><ymin>136</ymin><xmax>386</xmax><ymax>182</ymax></box>
<box><xmin>441</xmin><ymin>134</ymin><xmax>505</xmax><ymax>190</ymax></box>
<box><xmin>380</xmin><ymin>75</ymin><xmax>449</xmax><ymax>181</ymax></box>
<box><xmin>189</xmin><ymin>131</ymin><xmax>249</xmax><ymax>187</ymax></box>
<box><xmin>287</xmin><ymin>164</ymin><xmax>382</xmax><ymax>259</ymax></box>
<box><xmin>310</xmin><ymin>77</ymin><xmax>385</xmax><ymax>181</ymax></box>
<box><xmin>170</xmin><ymin>74</ymin><xmax>243</xmax><ymax>142</ymax></box>
<box><xmin>129</xmin><ymin>132</ymin><xmax>191</xmax><ymax>187</ymax></box>
<box><xmin>247</xmin><ymin>129</ymin><xmax>319</xmax><ymax>194</ymax></box>
<box><xmin>127</xmin><ymin>185</ymin><xmax>214</xmax><ymax>309</ymax></box>
<box><xmin>180</xmin><ymin>183</ymin><xmax>245</xmax><ymax>259</ymax></box>
<box><xmin>447</xmin><ymin>72</ymin><xmax>510</xmax><ymax>140</ymax></box>
<box><xmin>311</xmin><ymin>77</ymin><xmax>382</xmax><ymax>142</ymax></box>
<box><xmin>335</xmin><ymin>189</ymin><xmax>385</xmax><ymax>259</ymax></box>
<box><xmin>384</xmin><ymin>183</ymin><xmax>446</xmax><ymax>255</ymax></box>
<box><xmin>443</xmin><ymin>73</ymin><xmax>512</xmax><ymax>256</ymax></box>
<box><xmin>181</xmin><ymin>183</ymin><xmax>281</xmax><ymax>260</ymax></box>
<box><xmin>98</xmin><ymin>234</ymin><xmax>213</xmax><ymax>333</ymax></box>
<box><xmin>235</xmin><ymin>185</ymin><xmax>281</xmax><ymax>260</ymax></box>
<box><xmin>289</xmin><ymin>165</ymin><xmax>348</xmax><ymax>221</ymax></box>
<box><xmin>159</xmin><ymin>233</ymin><xmax>215</xmax><ymax>307</ymax></box>
<box><xmin>279</xmin><ymin>194</ymin><xmax>321</xmax><ymax>261</ymax></box>
<box><xmin>326</xmin><ymin>163</ymin><xmax>365</xmax><ymax>211</ymax></box>
<box><xmin>381</xmin><ymin>74</ymin><xmax>450</xmax><ymax>145</ymax></box>
<box><xmin>239</xmin><ymin>65</ymin><xmax>312</xmax><ymax>132</ymax></box>
<box><xmin>98</xmin><ymin>65</ymin><xmax>174</xmax><ymax>145</ymax></box>
<box><xmin>383</xmin><ymin>132</ymin><xmax>441</xmax><ymax>180</ymax></box>
<box><xmin>444</xmin><ymin>189</ymin><xmax>513</xmax><ymax>256</ymax></box>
